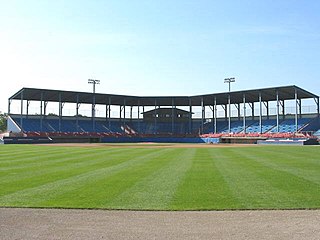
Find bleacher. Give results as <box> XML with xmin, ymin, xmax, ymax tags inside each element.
<box><xmin>219</xmin><ymin>120</ymin><xmax>256</xmax><ymax>133</ymax></box>
<box><xmin>313</xmin><ymin>129</ymin><xmax>320</xmax><ymax>138</ymax></box>
<box><xmin>246</xmin><ymin>119</ymin><xmax>277</xmax><ymax>133</ymax></box>
<box><xmin>269</xmin><ymin>118</ymin><xmax>312</xmax><ymax>133</ymax></box>
<box><xmin>9</xmin><ymin>115</ymin><xmax>320</xmax><ymax>138</ymax></box>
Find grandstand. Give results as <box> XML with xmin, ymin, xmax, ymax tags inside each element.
<box><xmin>5</xmin><ymin>85</ymin><xmax>320</xmax><ymax>144</ymax></box>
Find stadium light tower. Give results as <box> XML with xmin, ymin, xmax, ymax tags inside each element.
<box><xmin>224</xmin><ymin>77</ymin><xmax>235</xmax><ymax>92</ymax></box>
<box><xmin>88</xmin><ymin>79</ymin><xmax>100</xmax><ymax>130</ymax></box>
<box><xmin>224</xmin><ymin>77</ymin><xmax>235</xmax><ymax>133</ymax></box>
<box><xmin>88</xmin><ymin>79</ymin><xmax>100</xmax><ymax>93</ymax></box>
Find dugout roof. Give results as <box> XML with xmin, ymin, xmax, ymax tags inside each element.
<box><xmin>9</xmin><ymin>85</ymin><xmax>319</xmax><ymax>107</ymax></box>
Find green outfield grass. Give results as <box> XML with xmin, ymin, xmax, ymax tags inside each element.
<box><xmin>0</xmin><ymin>144</ymin><xmax>319</xmax><ymax>210</ymax></box>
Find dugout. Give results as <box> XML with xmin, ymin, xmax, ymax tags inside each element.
<box><xmin>220</xmin><ymin>136</ymin><xmax>267</xmax><ymax>144</ymax></box>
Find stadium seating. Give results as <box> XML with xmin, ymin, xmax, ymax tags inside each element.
<box><xmin>246</xmin><ymin>119</ymin><xmax>277</xmax><ymax>133</ymax></box>
<box><xmin>220</xmin><ymin>120</ymin><xmax>257</xmax><ymax>133</ymax></box>
<box><xmin>269</xmin><ymin>118</ymin><xmax>312</xmax><ymax>133</ymax></box>
<box><xmin>10</xmin><ymin>115</ymin><xmax>320</xmax><ymax>139</ymax></box>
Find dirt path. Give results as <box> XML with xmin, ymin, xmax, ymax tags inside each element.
<box><xmin>1</xmin><ymin>208</ymin><xmax>319</xmax><ymax>240</ymax></box>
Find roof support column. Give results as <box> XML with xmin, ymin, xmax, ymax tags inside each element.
<box><xmin>40</xmin><ymin>92</ymin><xmax>43</xmax><ymax>132</ymax></box>
<box><xmin>259</xmin><ymin>92</ymin><xmax>262</xmax><ymax>134</ymax></box>
<box><xmin>20</xmin><ymin>90</ymin><xmax>24</xmax><ymax>130</ymax></box>
<box><xmin>298</xmin><ymin>99</ymin><xmax>302</xmax><ymax>118</ymax></box>
<box><xmin>295</xmin><ymin>88</ymin><xmax>298</xmax><ymax>132</ymax></box>
<box><xmin>76</xmin><ymin>94</ymin><xmax>80</xmax><ymax>132</ymax></box>
<box><xmin>189</xmin><ymin>98</ymin><xmax>192</xmax><ymax>134</ymax></box>
<box><xmin>8</xmin><ymin>99</ymin><xmax>12</xmax><ymax>115</ymax></box>
<box><xmin>92</xmin><ymin>93</ymin><xmax>96</xmax><ymax>132</ymax></box>
<box><xmin>59</xmin><ymin>92</ymin><xmax>62</xmax><ymax>132</ymax></box>
<box><xmin>108</xmin><ymin>97</ymin><xmax>111</xmax><ymax>130</ymax></box>
<box><xmin>276</xmin><ymin>90</ymin><xmax>279</xmax><ymax>132</ymax></box>
<box><xmin>281</xmin><ymin>100</ymin><xmax>285</xmax><ymax>120</ymax></box>
<box><xmin>228</xmin><ymin>93</ymin><xmax>231</xmax><ymax>133</ymax></box>
<box><xmin>44</xmin><ymin>101</ymin><xmax>47</xmax><ymax>116</ymax></box>
<box><xmin>123</xmin><ymin>98</ymin><xmax>126</xmax><ymax>125</ymax></box>
<box><xmin>223</xmin><ymin>104</ymin><xmax>227</xmax><ymax>122</ymax></box>
<box><xmin>251</xmin><ymin>102</ymin><xmax>254</xmax><ymax>121</ymax></box>
<box><xmin>201</xmin><ymin>97</ymin><xmax>204</xmax><ymax>134</ymax></box>
<box><xmin>214</xmin><ymin>97</ymin><xmax>217</xmax><ymax>134</ymax></box>
<box><xmin>26</xmin><ymin>101</ymin><xmax>30</xmax><ymax>118</ymax></box>
<box><xmin>171</xmin><ymin>98</ymin><xmax>175</xmax><ymax>134</ymax></box>
<box><xmin>315</xmin><ymin>97</ymin><xmax>320</xmax><ymax>117</ymax></box>
<box><xmin>243</xmin><ymin>94</ymin><xmax>246</xmax><ymax>134</ymax></box>
<box><xmin>263</xmin><ymin>101</ymin><xmax>269</xmax><ymax>120</ymax></box>
<box><xmin>154</xmin><ymin>99</ymin><xmax>157</xmax><ymax>134</ymax></box>
<box><xmin>137</xmin><ymin>100</ymin><xmax>140</xmax><ymax>133</ymax></box>
<box><xmin>105</xmin><ymin>101</ymin><xmax>109</xmax><ymax>119</ymax></box>
<box><xmin>211</xmin><ymin>100</ymin><xmax>214</xmax><ymax>134</ymax></box>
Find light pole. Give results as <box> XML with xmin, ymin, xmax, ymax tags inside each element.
<box><xmin>88</xmin><ymin>79</ymin><xmax>100</xmax><ymax>94</ymax></box>
<box><xmin>224</xmin><ymin>77</ymin><xmax>235</xmax><ymax>133</ymax></box>
<box><xmin>224</xmin><ymin>77</ymin><xmax>235</xmax><ymax>92</ymax></box>
<box><xmin>88</xmin><ymin>79</ymin><xmax>100</xmax><ymax>131</ymax></box>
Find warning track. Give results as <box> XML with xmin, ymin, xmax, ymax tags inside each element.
<box><xmin>1</xmin><ymin>208</ymin><xmax>319</xmax><ymax>240</ymax></box>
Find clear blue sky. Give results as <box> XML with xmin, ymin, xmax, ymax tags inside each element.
<box><xmin>1</xmin><ymin>0</ymin><xmax>320</xmax><ymax>113</ymax></box>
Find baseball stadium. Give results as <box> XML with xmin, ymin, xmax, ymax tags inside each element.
<box><xmin>4</xmin><ymin>85</ymin><xmax>320</xmax><ymax>145</ymax></box>
<box><xmin>1</xmin><ymin>84</ymin><xmax>320</xmax><ymax>239</ymax></box>
<box><xmin>2</xmin><ymin>0</ymin><xmax>320</xmax><ymax>238</ymax></box>
<box><xmin>0</xmin><ymin>84</ymin><xmax>319</xmax><ymax>211</ymax></box>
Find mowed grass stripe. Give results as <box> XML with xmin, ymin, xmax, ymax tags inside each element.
<box><xmin>0</xmin><ymin>145</ymin><xmax>131</xmax><ymax>165</ymax></box>
<box><xmin>47</xmin><ymin>148</ymin><xmax>180</xmax><ymax>208</ymax></box>
<box><xmin>0</xmin><ymin>144</ymin><xmax>319</xmax><ymax>210</ymax></box>
<box><xmin>0</xmin><ymin>147</ymin><xmax>161</xmax><ymax>197</ymax></box>
<box><xmin>107</xmin><ymin>148</ymin><xmax>195</xmax><ymax>210</ymax></box>
<box><xmin>243</xmin><ymin>147</ymin><xmax>320</xmax><ymax>185</ymax></box>
<box><xmin>212</xmin><ymin>148</ymin><xmax>296</xmax><ymax>208</ymax></box>
<box><xmin>0</xmin><ymin>147</ymin><xmax>71</xmax><ymax>163</ymax></box>
<box><xmin>213</xmin><ymin>147</ymin><xmax>320</xmax><ymax>209</ymax></box>
<box><xmin>0</xmin><ymin>147</ymin><xmax>141</xmax><ymax>189</ymax></box>
<box><xmin>170</xmin><ymin>148</ymin><xmax>241</xmax><ymax>210</ymax></box>
<box><xmin>0</xmin><ymin>148</ymin><xmax>174</xmax><ymax>207</ymax></box>
<box><xmin>257</xmin><ymin>146</ymin><xmax>320</xmax><ymax>167</ymax></box>
<box><xmin>0</xmin><ymin>145</ymin><xmax>59</xmax><ymax>158</ymax></box>
<box><xmin>234</xmin><ymin>148</ymin><xmax>320</xmax><ymax>208</ymax></box>
<box><xmin>0</xmin><ymin>147</ymin><xmax>128</xmax><ymax>172</ymax></box>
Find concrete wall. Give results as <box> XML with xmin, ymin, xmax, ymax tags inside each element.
<box><xmin>101</xmin><ymin>137</ymin><xmax>220</xmax><ymax>144</ymax></box>
<box><xmin>257</xmin><ymin>138</ymin><xmax>319</xmax><ymax>145</ymax></box>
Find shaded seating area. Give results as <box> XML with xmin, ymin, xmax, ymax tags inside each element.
<box><xmin>6</xmin><ymin>85</ymin><xmax>320</xmax><ymax>139</ymax></box>
<box><xmin>10</xmin><ymin>115</ymin><xmax>320</xmax><ymax>138</ymax></box>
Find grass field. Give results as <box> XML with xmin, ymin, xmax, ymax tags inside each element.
<box><xmin>0</xmin><ymin>144</ymin><xmax>319</xmax><ymax>210</ymax></box>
